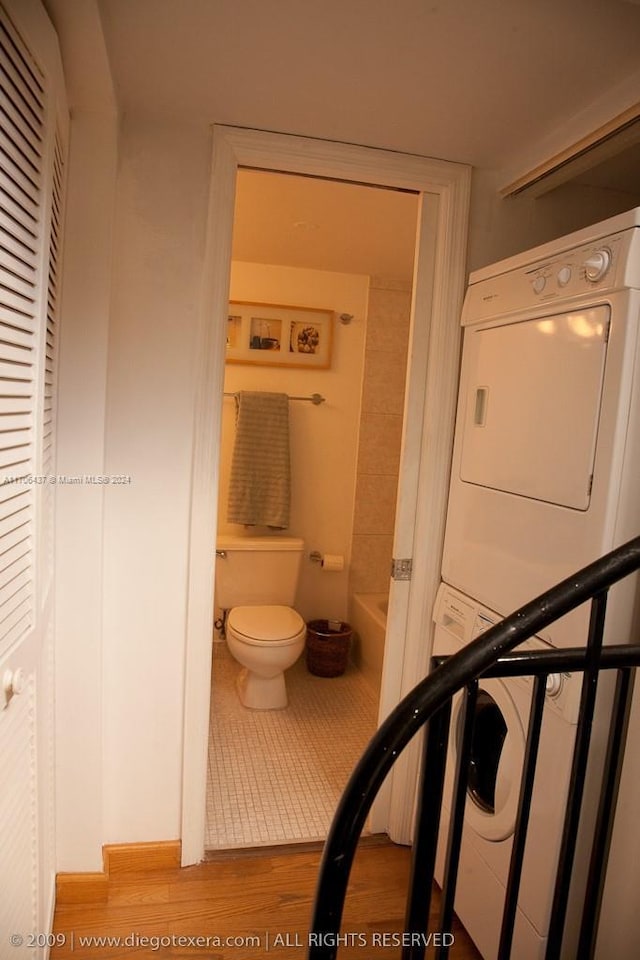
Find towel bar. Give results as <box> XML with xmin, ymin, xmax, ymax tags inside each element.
<box><xmin>224</xmin><ymin>391</ymin><xmax>326</xmax><ymax>405</ymax></box>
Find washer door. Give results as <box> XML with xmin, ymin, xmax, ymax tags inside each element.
<box><xmin>452</xmin><ymin>677</ymin><xmax>525</xmax><ymax>842</ymax></box>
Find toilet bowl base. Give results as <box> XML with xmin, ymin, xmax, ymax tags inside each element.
<box><xmin>236</xmin><ymin>667</ymin><xmax>288</xmax><ymax>710</ymax></box>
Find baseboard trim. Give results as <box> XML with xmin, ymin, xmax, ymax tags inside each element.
<box><xmin>55</xmin><ymin>840</ymin><xmax>182</xmax><ymax>905</ymax></box>
<box><xmin>55</xmin><ymin>872</ymin><xmax>109</xmax><ymax>905</ymax></box>
<box><xmin>103</xmin><ymin>839</ymin><xmax>182</xmax><ymax>875</ymax></box>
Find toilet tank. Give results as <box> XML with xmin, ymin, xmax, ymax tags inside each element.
<box><xmin>215</xmin><ymin>535</ymin><xmax>305</xmax><ymax>608</ymax></box>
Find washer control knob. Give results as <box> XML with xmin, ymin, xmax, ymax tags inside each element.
<box><xmin>532</xmin><ymin>275</ymin><xmax>546</xmax><ymax>294</ymax></box>
<box><xmin>584</xmin><ymin>249</ymin><xmax>611</xmax><ymax>282</ymax></box>
<box><xmin>557</xmin><ymin>266</ymin><xmax>572</xmax><ymax>287</ymax></box>
<box><xmin>545</xmin><ymin>673</ymin><xmax>563</xmax><ymax>698</ymax></box>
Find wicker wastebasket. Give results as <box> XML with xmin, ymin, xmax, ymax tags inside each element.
<box><xmin>306</xmin><ymin>619</ymin><xmax>352</xmax><ymax>677</ymax></box>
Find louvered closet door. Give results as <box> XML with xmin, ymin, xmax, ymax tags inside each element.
<box><xmin>0</xmin><ymin>2</ymin><xmax>66</xmax><ymax>953</ymax></box>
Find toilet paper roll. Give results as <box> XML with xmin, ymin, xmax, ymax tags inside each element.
<box><xmin>321</xmin><ymin>554</ymin><xmax>345</xmax><ymax>572</ymax></box>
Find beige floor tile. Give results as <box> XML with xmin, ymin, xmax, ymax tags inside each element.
<box><xmin>206</xmin><ymin>642</ymin><xmax>378</xmax><ymax>849</ymax></box>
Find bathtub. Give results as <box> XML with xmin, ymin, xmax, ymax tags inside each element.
<box><xmin>349</xmin><ymin>592</ymin><xmax>388</xmax><ymax>696</ymax></box>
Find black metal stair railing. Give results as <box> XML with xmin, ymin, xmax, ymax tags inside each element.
<box><xmin>307</xmin><ymin>536</ymin><xmax>640</xmax><ymax>960</ymax></box>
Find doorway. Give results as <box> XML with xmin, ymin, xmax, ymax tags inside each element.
<box><xmin>206</xmin><ymin>169</ymin><xmax>418</xmax><ymax>848</ymax></box>
<box><xmin>181</xmin><ymin>127</ymin><xmax>471</xmax><ymax>865</ymax></box>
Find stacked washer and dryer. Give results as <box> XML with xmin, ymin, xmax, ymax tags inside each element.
<box><xmin>434</xmin><ymin>207</ymin><xmax>640</xmax><ymax>958</ymax></box>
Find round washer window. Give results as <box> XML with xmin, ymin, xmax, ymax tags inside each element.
<box><xmin>467</xmin><ymin>690</ymin><xmax>507</xmax><ymax>814</ymax></box>
<box><xmin>450</xmin><ymin>676</ymin><xmax>525</xmax><ymax>842</ymax></box>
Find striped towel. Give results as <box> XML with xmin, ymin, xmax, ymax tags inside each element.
<box><xmin>227</xmin><ymin>391</ymin><xmax>291</xmax><ymax>529</ymax></box>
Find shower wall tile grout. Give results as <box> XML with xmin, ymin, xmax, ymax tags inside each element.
<box><xmin>349</xmin><ymin>280</ymin><xmax>411</xmax><ymax>595</ymax></box>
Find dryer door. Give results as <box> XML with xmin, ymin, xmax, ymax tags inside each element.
<box><xmin>453</xmin><ymin>676</ymin><xmax>526</xmax><ymax>842</ymax></box>
<box><xmin>459</xmin><ymin>306</ymin><xmax>610</xmax><ymax>510</ymax></box>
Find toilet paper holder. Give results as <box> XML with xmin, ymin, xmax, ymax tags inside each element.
<box><xmin>309</xmin><ymin>551</ymin><xmax>345</xmax><ymax>571</ymax></box>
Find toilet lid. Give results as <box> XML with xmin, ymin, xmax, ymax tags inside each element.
<box><xmin>228</xmin><ymin>605</ymin><xmax>305</xmax><ymax>642</ymax></box>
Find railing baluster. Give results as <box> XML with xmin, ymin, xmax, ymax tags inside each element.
<box><xmin>498</xmin><ymin>674</ymin><xmax>547</xmax><ymax>959</ymax></box>
<box><xmin>306</xmin><ymin>538</ymin><xmax>640</xmax><ymax>960</ymax></box>
<box><xmin>403</xmin><ymin>695</ymin><xmax>453</xmax><ymax>960</ymax></box>
<box><xmin>578</xmin><ymin>667</ymin><xmax>635</xmax><ymax>959</ymax></box>
<box><xmin>545</xmin><ymin>591</ymin><xmax>608</xmax><ymax>959</ymax></box>
<box><xmin>435</xmin><ymin>682</ymin><xmax>478</xmax><ymax>960</ymax></box>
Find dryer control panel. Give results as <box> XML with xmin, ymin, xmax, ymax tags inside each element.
<box><xmin>462</xmin><ymin>226</ymin><xmax>639</xmax><ymax>325</ymax></box>
<box><xmin>521</xmin><ymin>235</ymin><xmax>625</xmax><ymax>304</ymax></box>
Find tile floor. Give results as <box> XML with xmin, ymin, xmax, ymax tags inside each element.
<box><xmin>205</xmin><ymin>641</ymin><xmax>379</xmax><ymax>849</ymax></box>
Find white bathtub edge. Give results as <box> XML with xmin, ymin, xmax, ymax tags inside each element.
<box><xmin>349</xmin><ymin>592</ymin><xmax>388</xmax><ymax>697</ymax></box>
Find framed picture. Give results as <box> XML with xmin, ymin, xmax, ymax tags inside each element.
<box><xmin>226</xmin><ymin>301</ymin><xmax>334</xmax><ymax>369</ymax></box>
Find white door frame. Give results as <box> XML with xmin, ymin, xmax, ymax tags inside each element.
<box><xmin>181</xmin><ymin>125</ymin><xmax>471</xmax><ymax>864</ymax></box>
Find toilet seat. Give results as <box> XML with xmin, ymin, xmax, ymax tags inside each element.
<box><xmin>228</xmin><ymin>604</ymin><xmax>305</xmax><ymax>645</ymax></box>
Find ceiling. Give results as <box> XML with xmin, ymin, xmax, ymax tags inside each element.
<box><xmin>232</xmin><ymin>171</ymin><xmax>419</xmax><ymax>280</ymax></box>
<box><xmin>90</xmin><ymin>0</ymin><xmax>640</xmax><ymax>174</ymax></box>
<box><xmin>44</xmin><ymin>0</ymin><xmax>640</xmax><ymax>279</ymax></box>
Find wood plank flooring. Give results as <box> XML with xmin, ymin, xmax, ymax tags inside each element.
<box><xmin>51</xmin><ymin>839</ymin><xmax>481</xmax><ymax>959</ymax></box>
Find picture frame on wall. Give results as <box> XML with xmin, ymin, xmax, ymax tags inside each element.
<box><xmin>226</xmin><ymin>301</ymin><xmax>334</xmax><ymax>369</ymax></box>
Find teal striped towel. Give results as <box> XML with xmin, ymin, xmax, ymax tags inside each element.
<box><xmin>227</xmin><ymin>391</ymin><xmax>291</xmax><ymax>529</ymax></box>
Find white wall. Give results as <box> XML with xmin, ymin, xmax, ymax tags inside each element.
<box><xmin>99</xmin><ymin>116</ymin><xmax>211</xmax><ymax>843</ymax></box>
<box><xmin>467</xmin><ymin>168</ymin><xmax>639</xmax><ymax>272</ymax></box>
<box><xmin>220</xmin><ymin>262</ymin><xmax>369</xmax><ymax>622</ymax></box>
<box><xmin>55</xmin><ymin>111</ymin><xmax>117</xmax><ymax>870</ymax></box>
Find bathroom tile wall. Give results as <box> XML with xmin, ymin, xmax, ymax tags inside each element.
<box><xmin>350</xmin><ymin>277</ymin><xmax>412</xmax><ymax>593</ymax></box>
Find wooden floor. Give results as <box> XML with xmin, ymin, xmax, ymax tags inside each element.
<box><xmin>51</xmin><ymin>839</ymin><xmax>481</xmax><ymax>959</ymax></box>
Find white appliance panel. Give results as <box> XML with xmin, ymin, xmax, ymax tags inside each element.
<box><xmin>459</xmin><ymin>307</ymin><xmax>609</xmax><ymax>510</ymax></box>
<box><xmin>443</xmin><ymin>266</ymin><xmax>640</xmax><ymax>650</ymax></box>
<box><xmin>438</xmin><ymin>209</ymin><xmax>640</xmax><ymax>957</ymax></box>
<box><xmin>432</xmin><ymin>585</ymin><xmax>579</xmax><ymax>959</ymax></box>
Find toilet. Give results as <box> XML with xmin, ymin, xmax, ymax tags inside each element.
<box><xmin>215</xmin><ymin>535</ymin><xmax>306</xmax><ymax>709</ymax></box>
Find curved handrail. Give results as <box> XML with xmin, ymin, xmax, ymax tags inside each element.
<box><xmin>308</xmin><ymin>535</ymin><xmax>640</xmax><ymax>952</ymax></box>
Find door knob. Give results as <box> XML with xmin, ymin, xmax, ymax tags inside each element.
<box><xmin>3</xmin><ymin>667</ymin><xmax>25</xmax><ymax>703</ymax></box>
